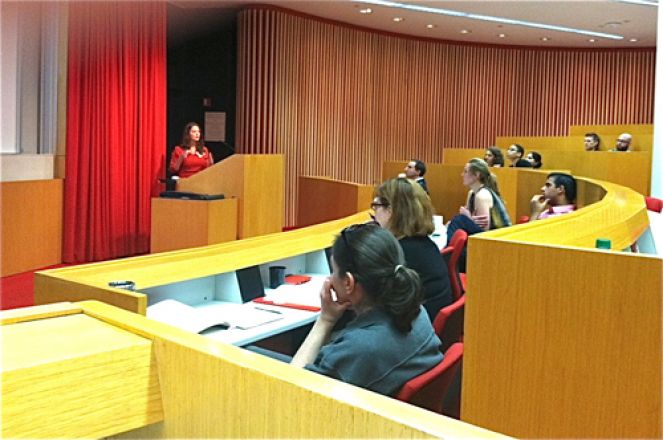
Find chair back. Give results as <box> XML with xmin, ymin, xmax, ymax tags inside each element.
<box><xmin>395</xmin><ymin>343</ymin><xmax>464</xmax><ymax>414</ymax></box>
<box><xmin>442</xmin><ymin>229</ymin><xmax>468</xmax><ymax>300</ymax></box>
<box><xmin>433</xmin><ymin>295</ymin><xmax>465</xmax><ymax>353</ymax></box>
<box><xmin>645</xmin><ymin>196</ymin><xmax>663</xmax><ymax>213</ymax></box>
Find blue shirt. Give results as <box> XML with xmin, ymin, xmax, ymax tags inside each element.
<box><xmin>306</xmin><ymin>306</ymin><xmax>442</xmax><ymax>396</ymax></box>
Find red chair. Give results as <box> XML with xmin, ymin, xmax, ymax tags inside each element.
<box><xmin>441</xmin><ymin>229</ymin><xmax>468</xmax><ymax>300</ymax></box>
<box><xmin>432</xmin><ymin>295</ymin><xmax>465</xmax><ymax>353</ymax></box>
<box><xmin>395</xmin><ymin>343</ymin><xmax>464</xmax><ymax>414</ymax></box>
<box><xmin>645</xmin><ymin>196</ymin><xmax>662</xmax><ymax>213</ymax></box>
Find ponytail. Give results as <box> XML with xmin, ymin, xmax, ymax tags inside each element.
<box><xmin>333</xmin><ymin>225</ymin><xmax>423</xmax><ymax>333</ymax></box>
<box><xmin>381</xmin><ymin>265</ymin><xmax>422</xmax><ymax>332</ymax></box>
<box><xmin>468</xmin><ymin>158</ymin><xmax>502</xmax><ymax>197</ymax></box>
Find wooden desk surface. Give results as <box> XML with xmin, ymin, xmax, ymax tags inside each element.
<box><xmin>35</xmin><ymin>212</ymin><xmax>370</xmax><ymax>314</ymax></box>
<box><xmin>3</xmin><ymin>301</ymin><xmax>510</xmax><ymax>439</ymax></box>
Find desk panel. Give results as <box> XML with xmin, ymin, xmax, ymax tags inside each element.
<box><xmin>7</xmin><ymin>300</ymin><xmax>504</xmax><ymax>439</ymax></box>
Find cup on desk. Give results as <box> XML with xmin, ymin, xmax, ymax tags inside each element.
<box><xmin>269</xmin><ymin>266</ymin><xmax>286</xmax><ymax>289</ymax></box>
<box><xmin>433</xmin><ymin>215</ymin><xmax>444</xmax><ymax>233</ymax></box>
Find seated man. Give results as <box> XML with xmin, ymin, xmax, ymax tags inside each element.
<box><xmin>584</xmin><ymin>132</ymin><xmax>601</xmax><ymax>151</ymax></box>
<box><xmin>610</xmin><ymin>132</ymin><xmax>632</xmax><ymax>152</ymax></box>
<box><xmin>401</xmin><ymin>159</ymin><xmax>429</xmax><ymax>194</ymax></box>
<box><xmin>529</xmin><ymin>172</ymin><xmax>576</xmax><ymax>221</ymax></box>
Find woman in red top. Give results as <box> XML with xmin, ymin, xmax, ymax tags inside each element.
<box><xmin>169</xmin><ymin>122</ymin><xmax>214</xmax><ymax>178</ymax></box>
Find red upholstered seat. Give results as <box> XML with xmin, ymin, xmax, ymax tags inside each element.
<box><xmin>645</xmin><ymin>196</ymin><xmax>662</xmax><ymax>213</ymax></box>
<box><xmin>395</xmin><ymin>343</ymin><xmax>464</xmax><ymax>414</ymax></box>
<box><xmin>433</xmin><ymin>295</ymin><xmax>465</xmax><ymax>353</ymax></box>
<box><xmin>441</xmin><ymin>229</ymin><xmax>468</xmax><ymax>300</ymax></box>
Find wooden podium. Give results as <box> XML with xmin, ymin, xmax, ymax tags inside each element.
<box><xmin>150</xmin><ymin>197</ymin><xmax>238</xmax><ymax>253</ymax></box>
<box><xmin>176</xmin><ymin>154</ymin><xmax>284</xmax><ymax>239</ymax></box>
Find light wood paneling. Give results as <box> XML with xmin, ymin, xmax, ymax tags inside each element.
<box><xmin>443</xmin><ymin>149</ymin><xmax>652</xmax><ymax>196</ymax></box>
<box><xmin>569</xmin><ymin>123</ymin><xmax>653</xmax><ymax>135</ymax></box>
<box><xmin>176</xmin><ymin>154</ymin><xmax>284</xmax><ymax>238</ymax></box>
<box><xmin>463</xmin><ymin>241</ymin><xmax>661</xmax><ymax>438</ymax></box>
<box><xmin>150</xmin><ymin>197</ymin><xmax>238</xmax><ymax>253</ymax></box>
<box><xmin>297</xmin><ymin>176</ymin><xmax>374</xmax><ymax>227</ymax></box>
<box><xmin>495</xmin><ymin>135</ymin><xmax>586</xmax><ymax>152</ymax></box>
<box><xmin>497</xmin><ymin>133</ymin><xmax>653</xmax><ymax>152</ymax></box>
<box><xmin>1</xmin><ymin>307</ymin><xmax>163</xmax><ymax>438</ymax></box>
<box><xmin>237</xmin><ymin>7</ymin><xmax>654</xmax><ymax>226</ymax></box>
<box><xmin>69</xmin><ymin>300</ymin><xmax>507</xmax><ymax>440</ymax></box>
<box><xmin>3</xmin><ymin>300</ymin><xmax>509</xmax><ymax>439</ymax></box>
<box><xmin>1</xmin><ymin>179</ymin><xmax>63</xmax><ymax>276</ymax></box>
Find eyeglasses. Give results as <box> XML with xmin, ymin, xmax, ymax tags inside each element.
<box><xmin>370</xmin><ymin>201</ymin><xmax>389</xmax><ymax>211</ymax></box>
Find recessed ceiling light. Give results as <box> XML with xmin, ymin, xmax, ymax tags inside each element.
<box><xmin>540</xmin><ymin>37</ymin><xmax>550</xmax><ymax>41</ymax></box>
<box><xmin>629</xmin><ymin>38</ymin><xmax>639</xmax><ymax>42</ymax></box>
<box><xmin>617</xmin><ymin>0</ymin><xmax>658</xmax><ymax>6</ymax></box>
<box><xmin>359</xmin><ymin>8</ymin><xmax>372</xmax><ymax>14</ymax></box>
<box><xmin>352</xmin><ymin>0</ymin><xmax>625</xmax><ymax>40</ymax></box>
<box><xmin>426</xmin><ymin>24</ymin><xmax>436</xmax><ymax>29</ymax></box>
<box><xmin>589</xmin><ymin>38</ymin><xmax>596</xmax><ymax>42</ymax></box>
<box><xmin>498</xmin><ymin>33</ymin><xmax>506</xmax><ymax>38</ymax></box>
<box><xmin>393</xmin><ymin>17</ymin><xmax>404</xmax><ymax>22</ymax></box>
<box><xmin>460</xmin><ymin>29</ymin><xmax>471</xmax><ymax>34</ymax></box>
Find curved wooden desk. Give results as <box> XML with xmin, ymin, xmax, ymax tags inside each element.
<box><xmin>29</xmin><ymin>172</ymin><xmax>658</xmax><ymax>438</ymax></box>
<box><xmin>35</xmin><ymin>212</ymin><xmax>372</xmax><ymax>314</ymax></box>
<box><xmin>3</xmin><ymin>300</ymin><xmax>507</xmax><ymax>439</ymax></box>
<box><xmin>462</xmin><ymin>177</ymin><xmax>660</xmax><ymax>438</ymax></box>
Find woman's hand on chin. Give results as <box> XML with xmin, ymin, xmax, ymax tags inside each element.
<box><xmin>319</xmin><ymin>278</ymin><xmax>351</xmax><ymax>324</ymax></box>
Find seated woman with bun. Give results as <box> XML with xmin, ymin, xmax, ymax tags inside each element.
<box><xmin>292</xmin><ymin>223</ymin><xmax>442</xmax><ymax>396</ymax></box>
<box><xmin>372</xmin><ymin>178</ymin><xmax>453</xmax><ymax>320</ymax></box>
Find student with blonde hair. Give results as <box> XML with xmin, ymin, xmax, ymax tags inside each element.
<box><xmin>446</xmin><ymin>158</ymin><xmax>512</xmax><ymax>270</ymax></box>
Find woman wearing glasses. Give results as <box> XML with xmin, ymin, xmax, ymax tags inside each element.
<box><xmin>371</xmin><ymin>178</ymin><xmax>453</xmax><ymax>320</ymax></box>
<box><xmin>291</xmin><ymin>224</ymin><xmax>442</xmax><ymax>396</ymax></box>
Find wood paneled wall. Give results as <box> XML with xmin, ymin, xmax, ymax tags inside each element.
<box><xmin>236</xmin><ymin>7</ymin><xmax>654</xmax><ymax>225</ymax></box>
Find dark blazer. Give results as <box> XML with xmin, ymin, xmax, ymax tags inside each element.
<box><xmin>416</xmin><ymin>177</ymin><xmax>429</xmax><ymax>194</ymax></box>
<box><xmin>399</xmin><ymin>236</ymin><xmax>453</xmax><ymax>321</ymax></box>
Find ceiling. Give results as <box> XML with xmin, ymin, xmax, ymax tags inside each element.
<box><xmin>170</xmin><ymin>0</ymin><xmax>657</xmax><ymax>48</ymax></box>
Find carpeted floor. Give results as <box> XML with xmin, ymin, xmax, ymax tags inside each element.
<box><xmin>0</xmin><ymin>264</ymin><xmax>68</xmax><ymax>311</ymax></box>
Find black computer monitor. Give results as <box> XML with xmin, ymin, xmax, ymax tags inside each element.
<box><xmin>236</xmin><ymin>265</ymin><xmax>265</xmax><ymax>302</ymax></box>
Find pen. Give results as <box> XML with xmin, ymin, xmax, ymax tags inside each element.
<box><xmin>254</xmin><ymin>306</ymin><xmax>283</xmax><ymax>314</ymax></box>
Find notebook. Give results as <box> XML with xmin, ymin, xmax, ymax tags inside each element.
<box><xmin>147</xmin><ymin>299</ymin><xmax>282</xmax><ymax>333</ymax></box>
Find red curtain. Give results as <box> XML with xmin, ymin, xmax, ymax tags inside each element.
<box><xmin>64</xmin><ymin>2</ymin><xmax>166</xmax><ymax>263</ymax></box>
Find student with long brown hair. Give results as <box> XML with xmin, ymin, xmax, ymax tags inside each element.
<box><xmin>372</xmin><ymin>178</ymin><xmax>453</xmax><ymax>320</ymax></box>
<box><xmin>169</xmin><ymin>122</ymin><xmax>214</xmax><ymax>178</ymax></box>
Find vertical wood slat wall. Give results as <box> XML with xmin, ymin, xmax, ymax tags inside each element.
<box><xmin>236</xmin><ymin>7</ymin><xmax>655</xmax><ymax>227</ymax></box>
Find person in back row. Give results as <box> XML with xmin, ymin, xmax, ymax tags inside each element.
<box><xmin>372</xmin><ymin>178</ymin><xmax>453</xmax><ymax>320</ymax></box>
<box><xmin>446</xmin><ymin>158</ymin><xmax>512</xmax><ymax>272</ymax></box>
<box><xmin>529</xmin><ymin>172</ymin><xmax>576</xmax><ymax>221</ymax></box>
<box><xmin>484</xmin><ymin>146</ymin><xmax>505</xmax><ymax>167</ymax></box>
<box><xmin>506</xmin><ymin>144</ymin><xmax>532</xmax><ymax>168</ymax></box>
<box><xmin>610</xmin><ymin>133</ymin><xmax>632</xmax><ymax>152</ymax></box>
<box><xmin>401</xmin><ymin>159</ymin><xmax>429</xmax><ymax>194</ymax></box>
<box><xmin>526</xmin><ymin>151</ymin><xmax>543</xmax><ymax>169</ymax></box>
<box><xmin>584</xmin><ymin>132</ymin><xmax>601</xmax><ymax>151</ymax></box>
<box><xmin>291</xmin><ymin>223</ymin><xmax>443</xmax><ymax>396</ymax></box>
